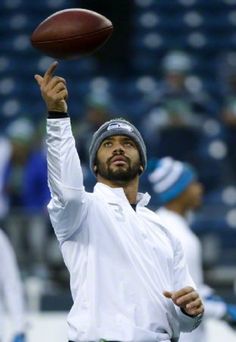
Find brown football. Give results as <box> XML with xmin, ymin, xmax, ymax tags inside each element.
<box><xmin>31</xmin><ymin>8</ymin><xmax>113</xmax><ymax>59</ymax></box>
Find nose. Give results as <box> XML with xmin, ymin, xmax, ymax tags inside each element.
<box><xmin>112</xmin><ymin>142</ymin><xmax>125</xmax><ymax>154</ymax></box>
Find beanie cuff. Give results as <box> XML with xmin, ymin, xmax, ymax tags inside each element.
<box><xmin>158</xmin><ymin>169</ymin><xmax>196</xmax><ymax>204</ymax></box>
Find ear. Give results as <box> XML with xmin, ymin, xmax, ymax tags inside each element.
<box><xmin>139</xmin><ymin>165</ymin><xmax>144</xmax><ymax>174</ymax></box>
<box><xmin>94</xmin><ymin>165</ymin><xmax>97</xmax><ymax>172</ymax></box>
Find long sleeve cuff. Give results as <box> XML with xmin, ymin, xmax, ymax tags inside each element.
<box><xmin>48</xmin><ymin>111</ymin><xmax>69</xmax><ymax>119</ymax></box>
<box><xmin>177</xmin><ymin>307</ymin><xmax>203</xmax><ymax>332</ymax></box>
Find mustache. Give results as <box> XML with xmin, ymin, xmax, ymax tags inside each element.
<box><xmin>107</xmin><ymin>153</ymin><xmax>130</xmax><ymax>165</ymax></box>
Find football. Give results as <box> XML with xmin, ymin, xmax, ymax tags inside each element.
<box><xmin>30</xmin><ymin>8</ymin><xmax>113</xmax><ymax>59</ymax></box>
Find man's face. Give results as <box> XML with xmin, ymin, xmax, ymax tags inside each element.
<box><xmin>95</xmin><ymin>135</ymin><xmax>142</xmax><ymax>183</ymax></box>
<box><xmin>182</xmin><ymin>181</ymin><xmax>204</xmax><ymax>211</ymax></box>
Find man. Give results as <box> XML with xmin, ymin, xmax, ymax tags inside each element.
<box><xmin>141</xmin><ymin>50</ymin><xmax>205</xmax><ymax>161</ymax></box>
<box><xmin>0</xmin><ymin>229</ymin><xmax>26</xmax><ymax>342</ymax></box>
<box><xmin>35</xmin><ymin>61</ymin><xmax>204</xmax><ymax>342</ymax></box>
<box><xmin>141</xmin><ymin>50</ymin><xmax>219</xmax><ymax>193</ymax></box>
<box><xmin>4</xmin><ymin>118</ymin><xmax>50</xmax><ymax>275</ymax></box>
<box><xmin>148</xmin><ymin>156</ymin><xmax>236</xmax><ymax>342</ymax></box>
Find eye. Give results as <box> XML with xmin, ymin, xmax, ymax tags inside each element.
<box><xmin>103</xmin><ymin>141</ymin><xmax>112</xmax><ymax>147</ymax></box>
<box><xmin>124</xmin><ymin>140</ymin><xmax>135</xmax><ymax>147</ymax></box>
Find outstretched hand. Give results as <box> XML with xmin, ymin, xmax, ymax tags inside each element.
<box><xmin>34</xmin><ymin>61</ymin><xmax>68</xmax><ymax>113</ymax></box>
<box><xmin>164</xmin><ymin>286</ymin><xmax>204</xmax><ymax>317</ymax></box>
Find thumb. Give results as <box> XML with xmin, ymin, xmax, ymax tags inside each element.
<box><xmin>163</xmin><ymin>291</ymin><xmax>173</xmax><ymax>298</ymax></box>
<box><xmin>34</xmin><ymin>74</ymin><xmax>43</xmax><ymax>85</ymax></box>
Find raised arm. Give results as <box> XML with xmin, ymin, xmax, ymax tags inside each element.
<box><xmin>35</xmin><ymin>62</ymin><xmax>89</xmax><ymax>241</ymax></box>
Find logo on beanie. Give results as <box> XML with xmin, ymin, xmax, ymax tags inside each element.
<box><xmin>107</xmin><ymin>122</ymin><xmax>133</xmax><ymax>132</ymax></box>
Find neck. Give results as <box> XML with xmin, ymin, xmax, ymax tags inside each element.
<box><xmin>165</xmin><ymin>201</ymin><xmax>186</xmax><ymax>216</ymax></box>
<box><xmin>97</xmin><ymin>175</ymin><xmax>139</xmax><ymax>204</ymax></box>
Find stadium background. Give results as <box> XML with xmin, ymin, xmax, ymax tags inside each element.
<box><xmin>1</xmin><ymin>0</ymin><xmax>236</xmax><ymax>340</ymax></box>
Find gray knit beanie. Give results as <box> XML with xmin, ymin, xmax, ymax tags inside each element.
<box><xmin>89</xmin><ymin>118</ymin><xmax>147</xmax><ymax>175</ymax></box>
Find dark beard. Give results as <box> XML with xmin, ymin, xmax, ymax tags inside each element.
<box><xmin>96</xmin><ymin>159</ymin><xmax>140</xmax><ymax>183</ymax></box>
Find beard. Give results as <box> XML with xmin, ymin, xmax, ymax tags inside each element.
<box><xmin>96</xmin><ymin>157</ymin><xmax>141</xmax><ymax>183</ymax></box>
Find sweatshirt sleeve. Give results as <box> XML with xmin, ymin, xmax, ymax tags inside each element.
<box><xmin>0</xmin><ymin>230</ymin><xmax>26</xmax><ymax>335</ymax></box>
<box><xmin>173</xmin><ymin>238</ymin><xmax>203</xmax><ymax>332</ymax></box>
<box><xmin>46</xmin><ymin>118</ymin><xmax>90</xmax><ymax>242</ymax></box>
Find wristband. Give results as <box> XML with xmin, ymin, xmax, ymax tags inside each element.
<box><xmin>48</xmin><ymin>111</ymin><xmax>69</xmax><ymax>119</ymax></box>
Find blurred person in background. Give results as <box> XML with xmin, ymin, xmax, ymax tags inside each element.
<box><xmin>74</xmin><ymin>91</ymin><xmax>113</xmax><ymax>192</ymax></box>
<box><xmin>75</xmin><ymin>91</ymin><xmax>113</xmax><ymax>168</ymax></box>
<box><xmin>148</xmin><ymin>157</ymin><xmax>236</xmax><ymax>342</ymax></box>
<box><xmin>0</xmin><ymin>228</ymin><xmax>27</xmax><ymax>342</ymax></box>
<box><xmin>0</xmin><ymin>135</ymin><xmax>12</xmax><ymax>225</ymax></box>
<box><xmin>141</xmin><ymin>50</ymin><xmax>219</xmax><ymax>191</ymax></box>
<box><xmin>3</xmin><ymin>118</ymin><xmax>50</xmax><ymax>276</ymax></box>
<box><xmin>219</xmin><ymin>53</ymin><xmax>236</xmax><ymax>182</ymax></box>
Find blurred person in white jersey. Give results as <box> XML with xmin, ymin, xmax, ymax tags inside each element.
<box><xmin>0</xmin><ymin>228</ymin><xmax>27</xmax><ymax>342</ymax></box>
<box><xmin>148</xmin><ymin>157</ymin><xmax>236</xmax><ymax>342</ymax></box>
<box><xmin>34</xmin><ymin>61</ymin><xmax>204</xmax><ymax>342</ymax></box>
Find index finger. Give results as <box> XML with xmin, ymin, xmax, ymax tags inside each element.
<box><xmin>171</xmin><ymin>286</ymin><xmax>194</xmax><ymax>300</ymax></box>
<box><xmin>44</xmin><ymin>61</ymin><xmax>58</xmax><ymax>83</ymax></box>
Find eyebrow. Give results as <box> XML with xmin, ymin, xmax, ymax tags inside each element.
<box><xmin>103</xmin><ymin>136</ymin><xmax>134</xmax><ymax>142</ymax></box>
